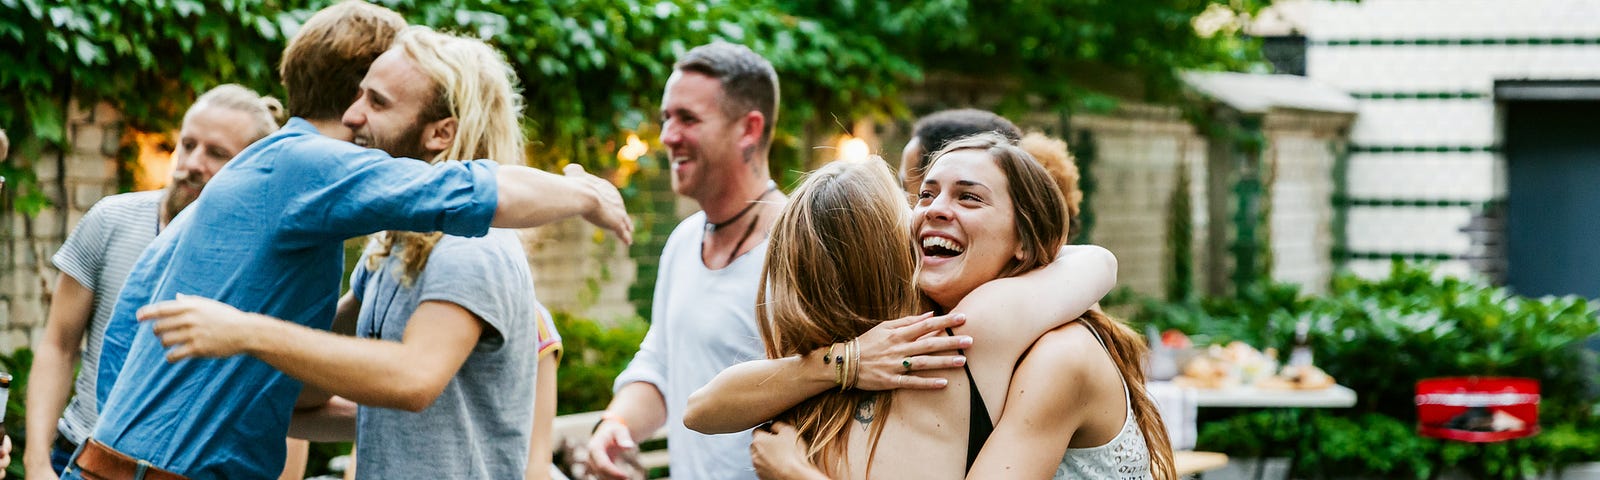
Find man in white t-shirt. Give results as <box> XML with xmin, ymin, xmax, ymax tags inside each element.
<box><xmin>584</xmin><ymin>41</ymin><xmax>786</xmax><ymax>480</ymax></box>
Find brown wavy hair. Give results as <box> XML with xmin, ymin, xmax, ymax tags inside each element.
<box><xmin>931</xmin><ymin>134</ymin><xmax>1176</xmax><ymax>480</ymax></box>
<box><xmin>756</xmin><ymin>158</ymin><xmax>921</xmax><ymax>477</ymax></box>
<box><xmin>279</xmin><ymin>1</ymin><xmax>405</xmax><ymax>120</ymax></box>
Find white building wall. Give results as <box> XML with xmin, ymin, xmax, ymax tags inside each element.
<box><xmin>1292</xmin><ymin>0</ymin><xmax>1600</xmax><ymax>278</ymax></box>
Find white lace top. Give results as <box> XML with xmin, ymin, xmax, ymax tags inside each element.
<box><xmin>1052</xmin><ymin>325</ymin><xmax>1154</xmax><ymax>480</ymax></box>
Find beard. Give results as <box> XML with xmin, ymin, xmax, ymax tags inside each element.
<box><xmin>161</xmin><ymin>171</ymin><xmax>205</xmax><ymax>224</ymax></box>
<box><xmin>358</xmin><ymin>121</ymin><xmax>432</xmax><ymax>161</ymax></box>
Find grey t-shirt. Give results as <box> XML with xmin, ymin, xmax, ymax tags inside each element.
<box><xmin>50</xmin><ymin>190</ymin><xmax>162</xmax><ymax>445</ymax></box>
<box><xmin>349</xmin><ymin>229</ymin><xmax>541</xmax><ymax>479</ymax></box>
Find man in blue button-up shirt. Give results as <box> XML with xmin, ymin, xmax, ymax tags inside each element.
<box><xmin>65</xmin><ymin>3</ymin><xmax>631</xmax><ymax>479</ymax></box>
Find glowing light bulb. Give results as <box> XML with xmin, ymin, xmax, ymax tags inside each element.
<box><xmin>838</xmin><ymin>136</ymin><xmax>869</xmax><ymax>163</ymax></box>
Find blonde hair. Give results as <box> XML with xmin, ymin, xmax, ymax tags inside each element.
<box><xmin>757</xmin><ymin>159</ymin><xmax>921</xmax><ymax>478</ymax></box>
<box><xmin>188</xmin><ymin>84</ymin><xmax>284</xmax><ymax>140</ymax></box>
<box><xmin>1018</xmin><ymin>132</ymin><xmax>1083</xmax><ymax>242</ymax></box>
<box><xmin>365</xmin><ymin>27</ymin><xmax>526</xmax><ymax>283</ymax></box>
<box><xmin>931</xmin><ymin>134</ymin><xmax>1177</xmax><ymax>480</ymax></box>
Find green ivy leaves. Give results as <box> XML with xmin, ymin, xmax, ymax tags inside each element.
<box><xmin>2</xmin><ymin>0</ymin><xmax>1268</xmax><ymax>215</ymax></box>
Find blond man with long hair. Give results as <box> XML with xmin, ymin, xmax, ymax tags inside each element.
<box><xmin>133</xmin><ymin>27</ymin><xmax>567</xmax><ymax>479</ymax></box>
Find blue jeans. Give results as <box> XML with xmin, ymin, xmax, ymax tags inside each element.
<box><xmin>51</xmin><ymin>439</ymin><xmax>76</xmax><ymax>475</ymax></box>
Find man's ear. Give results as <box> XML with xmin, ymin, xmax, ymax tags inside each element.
<box><xmin>737</xmin><ymin>110</ymin><xmax>765</xmax><ymax>159</ymax></box>
<box><xmin>422</xmin><ymin>117</ymin><xmax>458</xmax><ymax>153</ymax></box>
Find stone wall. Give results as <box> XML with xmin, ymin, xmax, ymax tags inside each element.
<box><xmin>1068</xmin><ymin>104</ymin><xmax>1212</xmax><ymax>298</ymax></box>
<box><xmin>521</xmin><ymin>218</ymin><xmax>639</xmax><ymax>323</ymax></box>
<box><xmin>884</xmin><ymin>92</ymin><xmax>1344</xmax><ymax>300</ymax></box>
<box><xmin>1</xmin><ymin>100</ymin><xmax>123</xmax><ymax>351</ymax></box>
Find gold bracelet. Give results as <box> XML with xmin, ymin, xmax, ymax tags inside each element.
<box><xmin>848</xmin><ymin>339</ymin><xmax>862</xmax><ymax>389</ymax></box>
<box><xmin>839</xmin><ymin>339</ymin><xmax>856</xmax><ymax>391</ymax></box>
<box><xmin>838</xmin><ymin>340</ymin><xmax>851</xmax><ymax>385</ymax></box>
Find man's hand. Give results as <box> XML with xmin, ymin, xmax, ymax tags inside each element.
<box><xmin>752</xmin><ymin>422</ymin><xmax>828</xmax><ymax>480</ymax></box>
<box><xmin>137</xmin><ymin>294</ymin><xmax>265</xmax><ymax>362</ymax></box>
<box><xmin>2</xmin><ymin>434</ymin><xmax>14</xmax><ymax>479</ymax></box>
<box><xmin>564</xmin><ymin>164</ymin><xmax>633</xmax><ymax>245</ymax></box>
<box><xmin>852</xmin><ymin>312</ymin><xmax>971</xmax><ymax>391</ymax></box>
<box><xmin>583</xmin><ymin>419</ymin><xmax>644</xmax><ymax>480</ymax></box>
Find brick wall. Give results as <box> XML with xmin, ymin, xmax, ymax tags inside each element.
<box><xmin>1</xmin><ymin>100</ymin><xmax>123</xmax><ymax>351</ymax></box>
<box><xmin>1264</xmin><ymin>112</ymin><xmax>1344</xmax><ymax>293</ymax></box>
<box><xmin>1073</xmin><ymin>104</ymin><xmax>1211</xmax><ymax>298</ymax></box>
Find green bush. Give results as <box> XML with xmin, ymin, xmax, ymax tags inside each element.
<box><xmin>1118</xmin><ymin>262</ymin><xmax>1600</xmax><ymax>478</ymax></box>
<box><xmin>552</xmin><ymin>311</ymin><xmax>649</xmax><ymax>415</ymax></box>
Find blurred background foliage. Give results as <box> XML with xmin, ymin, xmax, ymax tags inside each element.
<box><xmin>1</xmin><ymin>0</ymin><xmax>1271</xmax><ymax>213</ymax></box>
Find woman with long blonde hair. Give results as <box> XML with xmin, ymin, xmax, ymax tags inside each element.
<box><xmin>688</xmin><ymin>134</ymin><xmax>1173</xmax><ymax>479</ymax></box>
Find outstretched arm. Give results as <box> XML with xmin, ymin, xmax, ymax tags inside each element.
<box><xmin>494</xmin><ymin>164</ymin><xmax>632</xmax><ymax>244</ymax></box>
<box><xmin>957</xmin><ymin>244</ymin><xmax>1115</xmax><ymax>352</ymax></box>
<box><xmin>138</xmin><ymin>296</ymin><xmax>483</xmax><ymax>412</ymax></box>
<box><xmin>947</xmin><ymin>245</ymin><xmax>1116</xmax><ymax>406</ymax></box>
<box><xmin>684</xmin><ymin>313</ymin><xmax>971</xmax><ymax>434</ymax></box>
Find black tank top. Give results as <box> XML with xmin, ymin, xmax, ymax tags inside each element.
<box><xmin>949</xmin><ymin>327</ymin><xmax>993</xmax><ymax>472</ymax></box>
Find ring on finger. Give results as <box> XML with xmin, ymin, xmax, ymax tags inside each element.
<box><xmin>902</xmin><ymin>358</ymin><xmax>913</xmax><ymax>373</ymax></box>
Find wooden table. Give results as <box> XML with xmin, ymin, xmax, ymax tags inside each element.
<box><xmin>1175</xmin><ymin>451</ymin><xmax>1230</xmax><ymax>476</ymax></box>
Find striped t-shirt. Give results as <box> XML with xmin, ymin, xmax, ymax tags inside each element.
<box><xmin>50</xmin><ymin>189</ymin><xmax>162</xmax><ymax>445</ymax></box>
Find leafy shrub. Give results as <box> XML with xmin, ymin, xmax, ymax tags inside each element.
<box><xmin>1118</xmin><ymin>262</ymin><xmax>1600</xmax><ymax>478</ymax></box>
<box><xmin>553</xmin><ymin>311</ymin><xmax>649</xmax><ymax>415</ymax></box>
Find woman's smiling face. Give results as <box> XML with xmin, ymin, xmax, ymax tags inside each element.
<box><xmin>913</xmin><ymin>148</ymin><xmax>1022</xmax><ymax>310</ymax></box>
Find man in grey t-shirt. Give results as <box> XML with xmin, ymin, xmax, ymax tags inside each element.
<box><xmin>342</xmin><ymin>230</ymin><xmax>550</xmax><ymax>478</ymax></box>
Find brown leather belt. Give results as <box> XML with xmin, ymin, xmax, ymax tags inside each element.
<box><xmin>69</xmin><ymin>439</ymin><xmax>189</xmax><ymax>480</ymax></box>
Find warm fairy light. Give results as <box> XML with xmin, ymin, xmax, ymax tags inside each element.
<box><xmin>132</xmin><ymin>131</ymin><xmax>173</xmax><ymax>191</ymax></box>
<box><xmin>617</xmin><ymin>134</ymin><xmax>648</xmax><ymax>162</ymax></box>
<box><xmin>838</xmin><ymin>136</ymin><xmax>869</xmax><ymax>163</ymax></box>
<box><xmin>613</xmin><ymin>134</ymin><xmax>647</xmax><ymax>188</ymax></box>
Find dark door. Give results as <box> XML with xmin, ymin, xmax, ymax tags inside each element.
<box><xmin>1505</xmin><ymin>100</ymin><xmax>1600</xmax><ymax>298</ymax></box>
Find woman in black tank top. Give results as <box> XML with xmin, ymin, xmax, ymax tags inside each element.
<box><xmin>687</xmin><ymin>135</ymin><xmax>1140</xmax><ymax>478</ymax></box>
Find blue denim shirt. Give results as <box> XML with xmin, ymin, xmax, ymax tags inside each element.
<box><xmin>83</xmin><ymin>118</ymin><xmax>499</xmax><ymax>480</ymax></box>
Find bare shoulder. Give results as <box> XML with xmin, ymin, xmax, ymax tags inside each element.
<box><xmin>1023</xmin><ymin>324</ymin><xmax>1111</xmax><ymax>376</ymax></box>
<box><xmin>1058</xmin><ymin>244</ymin><xmax>1117</xmax><ymax>268</ymax></box>
<box><xmin>997</xmin><ymin>324</ymin><xmax>1112</xmax><ymax>426</ymax></box>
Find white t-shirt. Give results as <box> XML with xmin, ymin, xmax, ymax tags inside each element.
<box><xmin>614</xmin><ymin>212</ymin><xmax>767</xmax><ymax>479</ymax></box>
